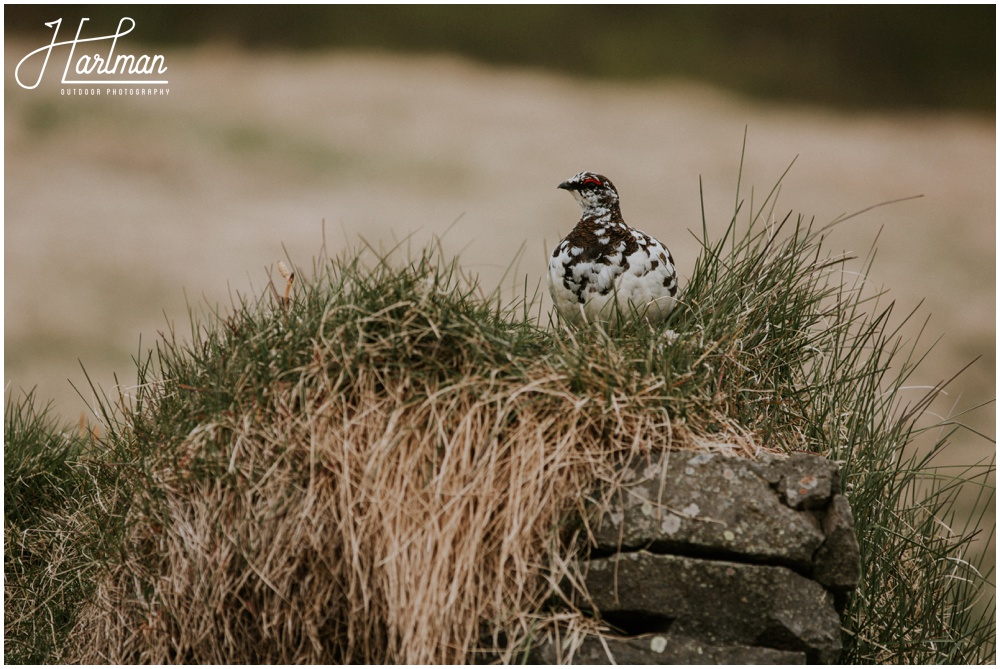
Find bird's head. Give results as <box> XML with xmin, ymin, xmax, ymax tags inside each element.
<box><xmin>558</xmin><ymin>172</ymin><xmax>620</xmax><ymax>215</ymax></box>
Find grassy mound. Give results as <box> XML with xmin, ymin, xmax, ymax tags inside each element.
<box><xmin>5</xmin><ymin>168</ymin><xmax>994</xmax><ymax>663</ymax></box>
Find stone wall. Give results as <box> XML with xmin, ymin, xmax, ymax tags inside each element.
<box><xmin>532</xmin><ymin>452</ymin><xmax>860</xmax><ymax>664</ymax></box>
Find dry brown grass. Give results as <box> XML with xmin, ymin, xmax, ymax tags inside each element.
<box><xmin>66</xmin><ymin>329</ymin><xmax>754</xmax><ymax>663</ymax></box>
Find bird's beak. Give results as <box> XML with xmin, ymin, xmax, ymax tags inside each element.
<box><xmin>557</xmin><ymin>180</ymin><xmax>574</xmax><ymax>191</ymax></box>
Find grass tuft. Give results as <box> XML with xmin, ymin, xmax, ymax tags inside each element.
<box><xmin>4</xmin><ymin>392</ymin><xmax>97</xmax><ymax>664</ymax></box>
<box><xmin>4</xmin><ymin>163</ymin><xmax>994</xmax><ymax>663</ymax></box>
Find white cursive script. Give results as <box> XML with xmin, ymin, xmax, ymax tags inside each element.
<box><xmin>16</xmin><ymin>17</ymin><xmax>168</xmax><ymax>90</ymax></box>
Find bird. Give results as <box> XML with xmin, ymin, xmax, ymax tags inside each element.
<box><xmin>548</xmin><ymin>171</ymin><xmax>679</xmax><ymax>325</ymax></box>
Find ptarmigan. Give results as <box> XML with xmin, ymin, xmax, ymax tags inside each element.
<box><xmin>548</xmin><ymin>171</ymin><xmax>678</xmax><ymax>325</ymax></box>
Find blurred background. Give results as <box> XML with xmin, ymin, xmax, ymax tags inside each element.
<box><xmin>7</xmin><ymin>6</ymin><xmax>995</xmax><ymax>110</ymax></box>
<box><xmin>5</xmin><ymin>5</ymin><xmax>994</xmax><ymax>559</ymax></box>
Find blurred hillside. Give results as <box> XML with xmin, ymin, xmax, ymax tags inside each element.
<box><xmin>5</xmin><ymin>5</ymin><xmax>995</xmax><ymax>112</ymax></box>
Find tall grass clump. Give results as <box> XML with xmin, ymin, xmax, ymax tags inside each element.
<box><xmin>4</xmin><ymin>392</ymin><xmax>97</xmax><ymax>664</ymax></box>
<box><xmin>5</xmin><ymin>162</ymin><xmax>994</xmax><ymax>663</ymax></box>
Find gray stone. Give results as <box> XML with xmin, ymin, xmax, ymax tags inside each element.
<box><xmin>583</xmin><ymin>551</ymin><xmax>842</xmax><ymax>664</ymax></box>
<box><xmin>813</xmin><ymin>494</ymin><xmax>861</xmax><ymax>595</ymax></box>
<box><xmin>531</xmin><ymin>632</ymin><xmax>806</xmax><ymax>664</ymax></box>
<box><xmin>588</xmin><ymin>452</ymin><xmax>826</xmax><ymax>569</ymax></box>
<box><xmin>776</xmin><ymin>453</ymin><xmax>837</xmax><ymax>510</ymax></box>
<box><xmin>549</xmin><ymin>452</ymin><xmax>858</xmax><ymax>664</ymax></box>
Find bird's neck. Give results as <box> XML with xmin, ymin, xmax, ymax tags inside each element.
<box><xmin>580</xmin><ymin>204</ymin><xmax>624</xmax><ymax>228</ymax></box>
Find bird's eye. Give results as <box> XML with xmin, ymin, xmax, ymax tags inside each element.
<box><xmin>582</xmin><ymin>177</ymin><xmax>601</xmax><ymax>189</ymax></box>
